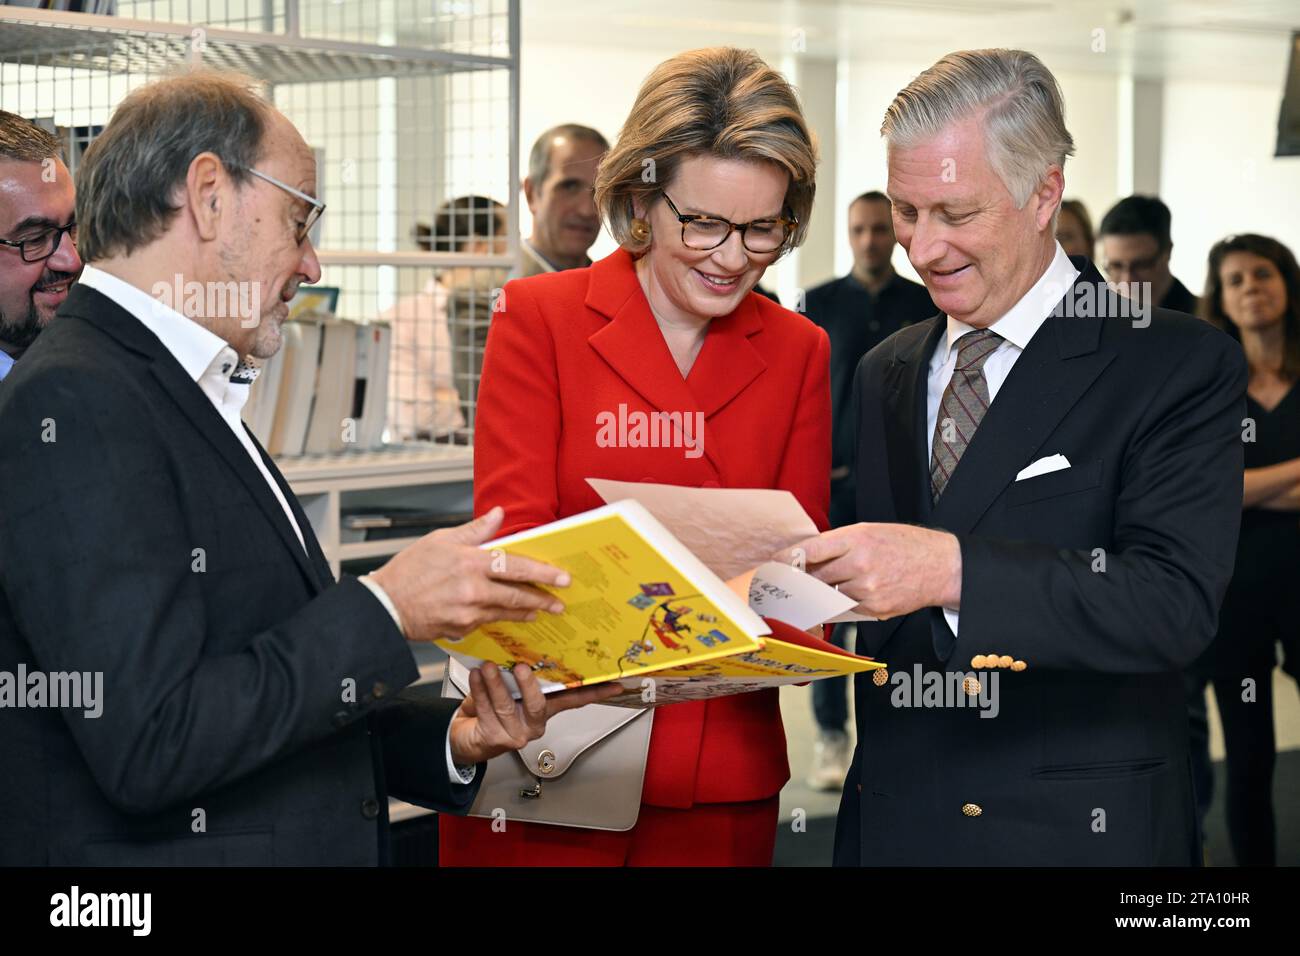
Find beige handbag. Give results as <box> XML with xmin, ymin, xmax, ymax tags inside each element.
<box><xmin>441</xmin><ymin>658</ymin><xmax>654</xmax><ymax>831</ymax></box>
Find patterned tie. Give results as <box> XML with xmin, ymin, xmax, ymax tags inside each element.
<box><xmin>229</xmin><ymin>358</ymin><xmax>262</xmax><ymax>386</ymax></box>
<box><xmin>929</xmin><ymin>328</ymin><xmax>1003</xmax><ymax>503</ymax></box>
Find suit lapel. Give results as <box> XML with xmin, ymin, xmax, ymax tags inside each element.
<box><xmin>684</xmin><ymin>295</ymin><xmax>766</xmax><ymax>419</ymax></box>
<box><xmin>682</xmin><ymin>296</ymin><xmax>766</xmax><ymax>475</ymax></box>
<box><xmin>147</xmin><ymin>357</ymin><xmax>323</xmax><ymax>590</ymax></box>
<box><xmin>66</xmin><ymin>285</ymin><xmax>322</xmax><ymax>591</ymax></box>
<box><xmin>928</xmin><ymin>266</ymin><xmax>1115</xmax><ymax>534</ymax></box>
<box><xmin>857</xmin><ymin>318</ymin><xmax>944</xmax><ymax>659</ymax></box>
<box><xmin>585</xmin><ymin>250</ymin><xmax>766</xmax><ymax>477</ymax></box>
<box><xmin>254</xmin><ymin>430</ymin><xmax>335</xmax><ymax>589</ymax></box>
<box><xmin>882</xmin><ymin>316</ymin><xmax>946</xmax><ymax>523</ymax></box>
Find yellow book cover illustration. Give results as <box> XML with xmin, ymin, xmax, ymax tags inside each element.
<box><xmin>435</xmin><ymin>500</ymin><xmax>770</xmax><ymax>690</ymax></box>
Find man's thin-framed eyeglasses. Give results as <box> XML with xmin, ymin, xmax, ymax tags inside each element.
<box><xmin>661</xmin><ymin>192</ymin><xmax>795</xmax><ymax>254</ymax></box>
<box><xmin>0</xmin><ymin>220</ymin><xmax>77</xmax><ymax>263</ymax></box>
<box><xmin>1103</xmin><ymin>250</ymin><xmax>1165</xmax><ymax>278</ymax></box>
<box><xmin>246</xmin><ymin>167</ymin><xmax>325</xmax><ymax>245</ymax></box>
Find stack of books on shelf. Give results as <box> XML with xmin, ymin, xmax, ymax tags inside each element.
<box><xmin>242</xmin><ymin>293</ymin><xmax>392</xmax><ymax>457</ymax></box>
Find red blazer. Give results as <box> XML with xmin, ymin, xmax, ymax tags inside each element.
<box><xmin>471</xmin><ymin>248</ymin><xmax>830</xmax><ymax>808</ymax></box>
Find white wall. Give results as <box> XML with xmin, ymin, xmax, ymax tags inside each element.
<box><xmin>1161</xmin><ymin>78</ymin><xmax>1300</xmax><ymax>295</ymax></box>
<box><xmin>517</xmin><ymin>41</ymin><xmax>668</xmax><ymax>260</ymax></box>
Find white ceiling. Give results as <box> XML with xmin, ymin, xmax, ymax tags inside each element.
<box><xmin>522</xmin><ymin>0</ymin><xmax>1300</xmax><ymax>85</ymax></box>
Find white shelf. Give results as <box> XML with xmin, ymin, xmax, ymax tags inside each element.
<box><xmin>278</xmin><ymin>444</ymin><xmax>474</xmax><ymax>577</ymax></box>
<box><xmin>0</xmin><ymin>8</ymin><xmax>511</xmax><ymax>84</ymax></box>
<box><xmin>277</xmin><ymin>444</ymin><xmax>473</xmax><ymax>490</ymax></box>
<box><xmin>337</xmin><ymin>536</ymin><xmax>428</xmax><ymax>561</ymax></box>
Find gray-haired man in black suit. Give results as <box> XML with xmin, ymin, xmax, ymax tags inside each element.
<box><xmin>783</xmin><ymin>49</ymin><xmax>1244</xmax><ymax>866</ymax></box>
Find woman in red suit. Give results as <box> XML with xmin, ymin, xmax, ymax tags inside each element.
<box><xmin>440</xmin><ymin>46</ymin><xmax>828</xmax><ymax>866</ymax></box>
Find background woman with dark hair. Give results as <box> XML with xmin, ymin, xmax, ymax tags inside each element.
<box><xmin>1189</xmin><ymin>233</ymin><xmax>1300</xmax><ymax>865</ymax></box>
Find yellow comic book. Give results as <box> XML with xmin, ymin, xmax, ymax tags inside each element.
<box><xmin>438</xmin><ymin>499</ymin><xmax>885</xmax><ymax>703</ymax></box>
<box><xmin>435</xmin><ymin>501</ymin><xmax>769</xmax><ymax>689</ymax></box>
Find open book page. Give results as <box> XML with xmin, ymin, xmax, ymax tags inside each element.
<box><xmin>602</xmin><ymin>621</ymin><xmax>884</xmax><ymax>708</ymax></box>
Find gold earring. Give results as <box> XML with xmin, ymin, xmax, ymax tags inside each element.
<box><xmin>629</xmin><ymin>218</ymin><xmax>651</xmax><ymax>243</ymax></box>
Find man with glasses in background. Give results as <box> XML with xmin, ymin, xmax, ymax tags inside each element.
<box><xmin>1098</xmin><ymin>194</ymin><xmax>1199</xmax><ymax>315</ymax></box>
<box><xmin>0</xmin><ymin>110</ymin><xmax>82</xmax><ymax>382</ymax></box>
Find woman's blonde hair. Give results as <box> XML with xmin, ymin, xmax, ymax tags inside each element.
<box><xmin>594</xmin><ymin>47</ymin><xmax>817</xmax><ymax>255</ymax></box>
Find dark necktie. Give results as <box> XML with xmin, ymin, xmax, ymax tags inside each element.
<box><xmin>929</xmin><ymin>328</ymin><xmax>1003</xmax><ymax>502</ymax></box>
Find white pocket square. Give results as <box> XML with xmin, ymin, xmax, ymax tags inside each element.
<box><xmin>1016</xmin><ymin>454</ymin><xmax>1071</xmax><ymax>481</ymax></box>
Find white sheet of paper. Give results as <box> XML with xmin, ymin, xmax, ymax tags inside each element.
<box><xmin>740</xmin><ymin>561</ymin><xmax>860</xmax><ymax>631</ymax></box>
<box><xmin>586</xmin><ymin>478</ymin><xmax>820</xmax><ymax>581</ymax></box>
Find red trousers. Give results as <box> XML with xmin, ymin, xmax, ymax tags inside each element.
<box><xmin>439</xmin><ymin>796</ymin><xmax>780</xmax><ymax>867</ymax></box>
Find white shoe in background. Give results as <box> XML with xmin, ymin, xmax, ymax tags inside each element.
<box><xmin>807</xmin><ymin>729</ymin><xmax>851</xmax><ymax>791</ymax></box>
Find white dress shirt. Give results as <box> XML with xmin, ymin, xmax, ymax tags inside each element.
<box><xmin>0</xmin><ymin>349</ymin><xmax>14</xmax><ymax>382</ymax></box>
<box><xmin>78</xmin><ymin>266</ymin><xmax>472</xmax><ymax>785</ymax></box>
<box><xmin>925</xmin><ymin>242</ymin><xmax>1080</xmax><ymax>636</ymax></box>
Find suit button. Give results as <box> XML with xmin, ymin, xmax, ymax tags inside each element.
<box><xmin>372</xmin><ymin>681</ymin><xmax>388</xmax><ymax>700</ymax></box>
<box><xmin>332</xmin><ymin>710</ymin><xmax>350</xmax><ymax>728</ymax></box>
<box><xmin>536</xmin><ymin>749</ymin><xmax>557</xmax><ymax>775</ymax></box>
<box><xmin>961</xmin><ymin>803</ymin><xmax>983</xmax><ymax>817</ymax></box>
<box><xmin>1011</xmin><ymin>660</ymin><xmax>1027</xmax><ymax>672</ymax></box>
<box><xmin>872</xmin><ymin>668</ymin><xmax>889</xmax><ymax>686</ymax></box>
<box><xmin>360</xmin><ymin>798</ymin><xmax>380</xmax><ymax>819</ymax></box>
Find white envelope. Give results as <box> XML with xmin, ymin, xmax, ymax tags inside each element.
<box><xmin>1015</xmin><ymin>453</ymin><xmax>1071</xmax><ymax>482</ymax></box>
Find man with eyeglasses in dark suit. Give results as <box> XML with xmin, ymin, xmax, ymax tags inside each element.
<box><xmin>0</xmin><ymin>73</ymin><xmax>617</xmax><ymax>867</ymax></box>
<box><xmin>0</xmin><ymin>110</ymin><xmax>82</xmax><ymax>382</ymax></box>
